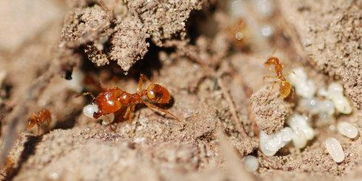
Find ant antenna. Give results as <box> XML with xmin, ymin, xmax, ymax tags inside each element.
<box><xmin>80</xmin><ymin>92</ymin><xmax>95</xmax><ymax>100</ymax></box>
<box><xmin>269</xmin><ymin>48</ymin><xmax>278</xmax><ymax>57</ymax></box>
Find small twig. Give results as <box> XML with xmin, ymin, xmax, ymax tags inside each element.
<box><xmin>217</xmin><ymin>76</ymin><xmax>247</xmax><ymax>137</ymax></box>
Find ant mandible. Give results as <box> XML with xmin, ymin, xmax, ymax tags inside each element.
<box><xmin>87</xmin><ymin>74</ymin><xmax>180</xmax><ymax>123</ymax></box>
<box><xmin>264</xmin><ymin>57</ymin><xmax>292</xmax><ymax>99</ymax></box>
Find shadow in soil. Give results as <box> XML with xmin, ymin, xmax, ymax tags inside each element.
<box><xmin>4</xmin><ymin>135</ymin><xmax>42</xmax><ymax>181</ymax></box>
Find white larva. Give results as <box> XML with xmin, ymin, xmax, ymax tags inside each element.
<box><xmin>83</xmin><ymin>104</ymin><xmax>99</xmax><ymax>118</ymax></box>
<box><xmin>324</xmin><ymin>137</ymin><xmax>345</xmax><ymax>163</ymax></box>
<box><xmin>288</xmin><ymin>68</ymin><xmax>316</xmax><ymax>98</ymax></box>
<box><xmin>259</xmin><ymin>127</ymin><xmax>293</xmax><ymax>156</ymax></box>
<box><xmin>319</xmin><ymin>83</ymin><xmax>352</xmax><ymax>114</ymax></box>
<box><xmin>287</xmin><ymin>114</ymin><xmax>315</xmax><ymax>149</ymax></box>
<box><xmin>243</xmin><ymin>155</ymin><xmax>259</xmax><ymax>172</ymax></box>
<box><xmin>337</xmin><ymin>121</ymin><xmax>359</xmax><ymax>139</ymax></box>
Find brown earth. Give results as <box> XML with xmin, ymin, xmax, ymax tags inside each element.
<box><xmin>0</xmin><ymin>0</ymin><xmax>361</xmax><ymax>181</ymax></box>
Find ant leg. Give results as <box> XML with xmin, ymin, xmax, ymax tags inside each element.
<box><xmin>27</xmin><ymin>121</ymin><xmax>35</xmax><ymax>130</ymax></box>
<box><xmin>271</xmin><ymin>80</ymin><xmax>279</xmax><ymax>90</ymax></box>
<box><xmin>77</xmin><ymin>92</ymin><xmax>95</xmax><ymax>101</ymax></box>
<box><xmin>128</xmin><ymin>105</ymin><xmax>136</xmax><ymax>120</ymax></box>
<box><xmin>83</xmin><ymin>75</ymin><xmax>104</xmax><ymax>91</ymax></box>
<box><xmin>263</xmin><ymin>75</ymin><xmax>277</xmax><ymax>81</ymax></box>
<box><xmin>123</xmin><ymin>106</ymin><xmax>130</xmax><ymax>119</ymax></box>
<box><xmin>98</xmin><ymin>0</ymin><xmax>110</xmax><ymax>12</ymax></box>
<box><xmin>142</xmin><ymin>101</ymin><xmax>181</xmax><ymax>121</ymax></box>
<box><xmin>123</xmin><ymin>105</ymin><xmax>136</xmax><ymax>120</ymax></box>
<box><xmin>137</xmin><ymin>74</ymin><xmax>149</xmax><ymax>92</ymax></box>
<box><xmin>36</xmin><ymin>125</ymin><xmax>40</xmax><ymax>135</ymax></box>
<box><xmin>113</xmin><ymin>107</ymin><xmax>127</xmax><ymax>122</ymax></box>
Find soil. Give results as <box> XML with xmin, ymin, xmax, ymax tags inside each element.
<box><xmin>0</xmin><ymin>0</ymin><xmax>361</xmax><ymax>181</ymax></box>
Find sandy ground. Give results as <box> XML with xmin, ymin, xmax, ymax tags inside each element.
<box><xmin>0</xmin><ymin>0</ymin><xmax>361</xmax><ymax>180</ymax></box>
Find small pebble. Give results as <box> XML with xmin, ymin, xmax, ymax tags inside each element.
<box><xmin>324</xmin><ymin>137</ymin><xmax>345</xmax><ymax>163</ymax></box>
<box><xmin>337</xmin><ymin>121</ymin><xmax>359</xmax><ymax>139</ymax></box>
<box><xmin>243</xmin><ymin>155</ymin><xmax>259</xmax><ymax>172</ymax></box>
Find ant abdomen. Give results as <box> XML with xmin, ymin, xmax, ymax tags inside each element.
<box><xmin>94</xmin><ymin>89</ymin><xmax>123</xmax><ymax>117</ymax></box>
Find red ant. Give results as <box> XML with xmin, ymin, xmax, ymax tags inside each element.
<box><xmin>226</xmin><ymin>18</ymin><xmax>250</xmax><ymax>50</ymax></box>
<box><xmin>87</xmin><ymin>74</ymin><xmax>180</xmax><ymax>122</ymax></box>
<box><xmin>264</xmin><ymin>57</ymin><xmax>292</xmax><ymax>99</ymax></box>
<box><xmin>27</xmin><ymin>108</ymin><xmax>51</xmax><ymax>131</ymax></box>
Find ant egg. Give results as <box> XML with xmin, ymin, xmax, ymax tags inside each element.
<box><xmin>337</xmin><ymin>121</ymin><xmax>359</xmax><ymax>139</ymax></box>
<box><xmin>260</xmin><ymin>25</ymin><xmax>274</xmax><ymax>38</ymax></box>
<box><xmin>83</xmin><ymin>104</ymin><xmax>99</xmax><ymax>118</ymax></box>
<box><xmin>324</xmin><ymin>137</ymin><xmax>345</xmax><ymax>163</ymax></box>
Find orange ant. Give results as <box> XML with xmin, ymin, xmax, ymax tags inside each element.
<box><xmin>226</xmin><ymin>18</ymin><xmax>250</xmax><ymax>50</ymax></box>
<box><xmin>264</xmin><ymin>57</ymin><xmax>292</xmax><ymax>99</ymax></box>
<box><xmin>88</xmin><ymin>74</ymin><xmax>180</xmax><ymax>122</ymax></box>
<box><xmin>27</xmin><ymin>108</ymin><xmax>51</xmax><ymax>132</ymax></box>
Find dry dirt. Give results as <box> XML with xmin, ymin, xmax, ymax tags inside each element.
<box><xmin>0</xmin><ymin>0</ymin><xmax>361</xmax><ymax>181</ymax></box>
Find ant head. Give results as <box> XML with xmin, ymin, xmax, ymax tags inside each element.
<box><xmin>265</xmin><ymin>57</ymin><xmax>279</xmax><ymax>65</ymax></box>
<box><xmin>146</xmin><ymin>84</ymin><xmax>171</xmax><ymax>104</ymax></box>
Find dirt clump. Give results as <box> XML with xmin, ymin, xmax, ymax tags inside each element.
<box><xmin>109</xmin><ymin>16</ymin><xmax>149</xmax><ymax>71</ymax></box>
<box><xmin>61</xmin><ymin>0</ymin><xmax>206</xmax><ymax>72</ymax></box>
<box><xmin>1</xmin><ymin>0</ymin><xmax>362</xmax><ymax>181</ymax></box>
<box><xmin>249</xmin><ymin>85</ymin><xmax>293</xmax><ymax>134</ymax></box>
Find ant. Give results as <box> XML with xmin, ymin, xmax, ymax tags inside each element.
<box><xmin>226</xmin><ymin>18</ymin><xmax>250</xmax><ymax>50</ymax></box>
<box><xmin>27</xmin><ymin>108</ymin><xmax>51</xmax><ymax>132</ymax></box>
<box><xmin>264</xmin><ymin>57</ymin><xmax>292</xmax><ymax>99</ymax></box>
<box><xmin>88</xmin><ymin>74</ymin><xmax>180</xmax><ymax>123</ymax></box>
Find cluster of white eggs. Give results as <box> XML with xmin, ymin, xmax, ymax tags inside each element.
<box><xmin>257</xmin><ymin>67</ymin><xmax>358</xmax><ymax>164</ymax></box>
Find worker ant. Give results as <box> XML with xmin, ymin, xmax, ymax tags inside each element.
<box><xmin>226</xmin><ymin>18</ymin><xmax>251</xmax><ymax>50</ymax></box>
<box><xmin>87</xmin><ymin>74</ymin><xmax>180</xmax><ymax>123</ymax></box>
<box><xmin>264</xmin><ymin>57</ymin><xmax>293</xmax><ymax>99</ymax></box>
<box><xmin>27</xmin><ymin>108</ymin><xmax>51</xmax><ymax>131</ymax></box>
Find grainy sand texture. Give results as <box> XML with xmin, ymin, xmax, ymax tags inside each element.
<box><xmin>0</xmin><ymin>0</ymin><xmax>361</xmax><ymax>181</ymax></box>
